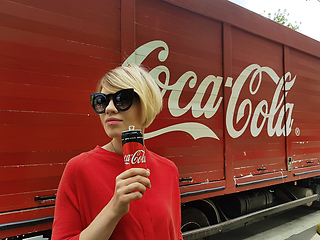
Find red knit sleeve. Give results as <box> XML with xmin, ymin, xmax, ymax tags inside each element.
<box><xmin>150</xmin><ymin>151</ymin><xmax>184</xmax><ymax>240</ymax></box>
<box><xmin>51</xmin><ymin>158</ymin><xmax>83</xmax><ymax>240</ymax></box>
<box><xmin>168</xmin><ymin>158</ymin><xmax>184</xmax><ymax>240</ymax></box>
<box><xmin>174</xmin><ymin>167</ymin><xmax>184</xmax><ymax>240</ymax></box>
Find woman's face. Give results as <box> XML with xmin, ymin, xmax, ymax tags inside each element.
<box><xmin>99</xmin><ymin>87</ymin><xmax>143</xmax><ymax>139</ymax></box>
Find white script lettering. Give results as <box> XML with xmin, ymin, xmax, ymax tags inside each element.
<box><xmin>124</xmin><ymin>150</ymin><xmax>146</xmax><ymax>165</ymax></box>
<box><xmin>123</xmin><ymin>40</ymin><xmax>296</xmax><ymax>140</ymax></box>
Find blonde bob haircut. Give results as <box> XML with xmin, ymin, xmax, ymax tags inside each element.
<box><xmin>97</xmin><ymin>64</ymin><xmax>163</xmax><ymax>129</ymax></box>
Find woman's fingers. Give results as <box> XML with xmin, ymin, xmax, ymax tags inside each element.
<box><xmin>118</xmin><ymin>175</ymin><xmax>151</xmax><ymax>190</ymax></box>
<box><xmin>116</xmin><ymin>168</ymin><xmax>151</xmax><ymax>190</ymax></box>
<box><xmin>117</xmin><ymin>181</ymin><xmax>147</xmax><ymax>196</ymax></box>
<box><xmin>117</xmin><ymin>184</ymin><xmax>145</xmax><ymax>202</ymax></box>
<box><xmin>115</xmin><ymin>168</ymin><xmax>151</xmax><ymax>198</ymax></box>
<box><xmin>110</xmin><ymin>168</ymin><xmax>151</xmax><ymax>217</ymax></box>
<box><xmin>117</xmin><ymin>168</ymin><xmax>150</xmax><ymax>180</ymax></box>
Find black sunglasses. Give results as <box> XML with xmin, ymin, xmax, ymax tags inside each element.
<box><xmin>91</xmin><ymin>88</ymin><xmax>137</xmax><ymax>114</ymax></box>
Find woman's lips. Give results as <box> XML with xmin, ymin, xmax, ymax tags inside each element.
<box><xmin>106</xmin><ymin>118</ymin><xmax>122</xmax><ymax>125</ymax></box>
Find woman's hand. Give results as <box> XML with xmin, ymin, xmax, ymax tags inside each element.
<box><xmin>109</xmin><ymin>168</ymin><xmax>151</xmax><ymax>218</ymax></box>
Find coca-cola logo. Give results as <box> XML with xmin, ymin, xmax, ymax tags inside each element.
<box><xmin>123</xmin><ymin>40</ymin><xmax>297</xmax><ymax>140</ymax></box>
<box><xmin>124</xmin><ymin>150</ymin><xmax>146</xmax><ymax>165</ymax></box>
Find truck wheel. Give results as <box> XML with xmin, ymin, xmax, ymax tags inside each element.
<box><xmin>181</xmin><ymin>207</ymin><xmax>211</xmax><ymax>239</ymax></box>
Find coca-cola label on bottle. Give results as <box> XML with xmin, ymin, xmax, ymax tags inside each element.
<box><xmin>123</xmin><ymin>143</ymin><xmax>146</xmax><ymax>169</ymax></box>
<box><xmin>122</xmin><ymin>126</ymin><xmax>147</xmax><ymax>170</ymax></box>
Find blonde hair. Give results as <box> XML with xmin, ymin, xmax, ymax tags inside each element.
<box><xmin>97</xmin><ymin>64</ymin><xmax>163</xmax><ymax>129</ymax></box>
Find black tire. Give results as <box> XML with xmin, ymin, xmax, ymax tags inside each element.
<box><xmin>181</xmin><ymin>207</ymin><xmax>211</xmax><ymax>240</ymax></box>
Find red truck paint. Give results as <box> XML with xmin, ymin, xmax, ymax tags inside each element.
<box><xmin>0</xmin><ymin>0</ymin><xmax>319</xmax><ymax>238</ymax></box>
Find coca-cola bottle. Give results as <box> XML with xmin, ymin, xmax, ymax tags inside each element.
<box><xmin>122</xmin><ymin>125</ymin><xmax>147</xmax><ymax>170</ymax></box>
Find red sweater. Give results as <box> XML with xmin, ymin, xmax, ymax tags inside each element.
<box><xmin>52</xmin><ymin>146</ymin><xmax>183</xmax><ymax>240</ymax></box>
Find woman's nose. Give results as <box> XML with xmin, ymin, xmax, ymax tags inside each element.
<box><xmin>105</xmin><ymin>99</ymin><xmax>118</xmax><ymax>113</ymax></box>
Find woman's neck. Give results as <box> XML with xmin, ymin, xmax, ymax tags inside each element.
<box><xmin>110</xmin><ymin>137</ymin><xmax>123</xmax><ymax>154</ymax></box>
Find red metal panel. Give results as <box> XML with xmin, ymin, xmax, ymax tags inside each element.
<box><xmin>180</xmin><ymin>180</ymin><xmax>225</xmax><ymax>202</ymax></box>
<box><xmin>0</xmin><ymin>0</ymin><xmax>120</xmax><ymax>48</ymax></box>
<box><xmin>135</xmin><ymin>0</ymin><xmax>225</xmax><ymax>185</ymax></box>
<box><xmin>0</xmin><ymin>0</ymin><xmax>121</xmax><ymax>237</ymax></box>
<box><xmin>287</xmin><ymin>49</ymin><xmax>320</xmax><ymax>169</ymax></box>
<box><xmin>0</xmin><ymin>189</ymin><xmax>57</xmax><ymax>212</ymax></box>
<box><xmin>0</xmin><ymin>164</ymin><xmax>64</xmax><ymax>211</ymax></box>
<box><xmin>235</xmin><ymin>171</ymin><xmax>287</xmax><ymax>187</ymax></box>
<box><xmin>225</xmin><ymin>27</ymin><xmax>287</xmax><ymax>179</ymax></box>
<box><xmin>0</xmin><ymin>151</ymin><xmax>83</xmax><ymax>166</ymax></box>
<box><xmin>121</xmin><ymin>0</ymin><xmax>136</xmax><ymax>61</ymax></box>
<box><xmin>0</xmin><ymin>206</ymin><xmax>54</xmax><ymax>239</ymax></box>
<box><xmin>163</xmin><ymin>0</ymin><xmax>320</xmax><ymax>59</ymax></box>
<box><xmin>223</xmin><ymin>23</ymin><xmax>235</xmax><ymax>193</ymax></box>
<box><xmin>9</xmin><ymin>0</ymin><xmax>120</xmax><ymax>22</ymax></box>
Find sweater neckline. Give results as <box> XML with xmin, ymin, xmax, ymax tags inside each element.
<box><xmin>95</xmin><ymin>145</ymin><xmax>122</xmax><ymax>155</ymax></box>
<box><xmin>94</xmin><ymin>145</ymin><xmax>122</xmax><ymax>156</ymax></box>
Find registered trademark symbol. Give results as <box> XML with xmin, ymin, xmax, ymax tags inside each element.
<box><xmin>295</xmin><ymin>127</ymin><xmax>300</xmax><ymax>136</ymax></box>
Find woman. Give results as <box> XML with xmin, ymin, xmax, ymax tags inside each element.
<box><xmin>52</xmin><ymin>64</ymin><xmax>183</xmax><ymax>240</ymax></box>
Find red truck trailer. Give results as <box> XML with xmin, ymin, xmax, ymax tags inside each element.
<box><xmin>1</xmin><ymin>0</ymin><xmax>320</xmax><ymax>239</ymax></box>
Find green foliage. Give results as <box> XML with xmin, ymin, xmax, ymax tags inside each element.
<box><xmin>264</xmin><ymin>9</ymin><xmax>301</xmax><ymax>31</ymax></box>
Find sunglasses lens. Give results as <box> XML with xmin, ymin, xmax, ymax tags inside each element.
<box><xmin>92</xmin><ymin>94</ymin><xmax>108</xmax><ymax>113</ymax></box>
<box><xmin>114</xmin><ymin>90</ymin><xmax>134</xmax><ymax>111</ymax></box>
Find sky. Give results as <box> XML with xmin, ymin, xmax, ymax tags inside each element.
<box><xmin>228</xmin><ymin>0</ymin><xmax>320</xmax><ymax>42</ymax></box>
